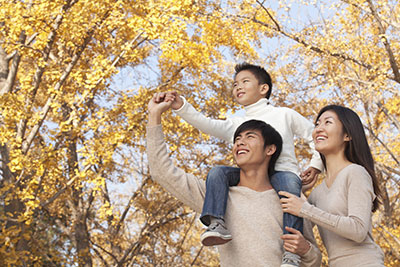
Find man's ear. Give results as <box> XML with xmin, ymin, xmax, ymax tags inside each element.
<box><xmin>265</xmin><ymin>144</ymin><xmax>276</xmax><ymax>156</ymax></box>
<box><xmin>260</xmin><ymin>84</ymin><xmax>269</xmax><ymax>96</ymax></box>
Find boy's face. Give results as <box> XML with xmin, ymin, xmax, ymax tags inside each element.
<box><xmin>232</xmin><ymin>129</ymin><xmax>271</xmax><ymax>168</ymax></box>
<box><xmin>232</xmin><ymin>70</ymin><xmax>269</xmax><ymax>106</ymax></box>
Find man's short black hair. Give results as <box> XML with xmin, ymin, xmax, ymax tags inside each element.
<box><xmin>233</xmin><ymin>120</ymin><xmax>282</xmax><ymax>176</ymax></box>
<box><xmin>234</xmin><ymin>62</ymin><xmax>272</xmax><ymax>99</ymax></box>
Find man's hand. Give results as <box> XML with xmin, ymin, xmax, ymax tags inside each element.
<box><xmin>281</xmin><ymin>227</ymin><xmax>311</xmax><ymax>256</ymax></box>
<box><xmin>279</xmin><ymin>191</ymin><xmax>305</xmax><ymax>217</ymax></box>
<box><xmin>300</xmin><ymin>167</ymin><xmax>320</xmax><ymax>192</ymax></box>
<box><xmin>148</xmin><ymin>92</ymin><xmax>175</xmax><ymax>126</ymax></box>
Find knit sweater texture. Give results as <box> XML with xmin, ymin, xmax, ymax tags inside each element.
<box><xmin>300</xmin><ymin>164</ymin><xmax>385</xmax><ymax>266</ymax></box>
<box><xmin>174</xmin><ymin>98</ymin><xmax>323</xmax><ymax>175</ymax></box>
<box><xmin>147</xmin><ymin>125</ymin><xmax>322</xmax><ymax>267</ymax></box>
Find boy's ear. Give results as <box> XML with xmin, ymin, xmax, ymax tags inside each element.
<box><xmin>260</xmin><ymin>84</ymin><xmax>269</xmax><ymax>96</ymax></box>
<box><xmin>265</xmin><ymin>144</ymin><xmax>276</xmax><ymax>156</ymax></box>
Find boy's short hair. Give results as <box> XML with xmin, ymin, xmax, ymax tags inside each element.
<box><xmin>233</xmin><ymin>120</ymin><xmax>282</xmax><ymax>176</ymax></box>
<box><xmin>234</xmin><ymin>63</ymin><xmax>273</xmax><ymax>99</ymax></box>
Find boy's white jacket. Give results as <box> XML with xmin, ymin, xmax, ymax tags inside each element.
<box><xmin>174</xmin><ymin>97</ymin><xmax>324</xmax><ymax>174</ymax></box>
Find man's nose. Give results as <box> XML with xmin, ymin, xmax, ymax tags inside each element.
<box><xmin>236</xmin><ymin>139</ymin><xmax>245</xmax><ymax>146</ymax></box>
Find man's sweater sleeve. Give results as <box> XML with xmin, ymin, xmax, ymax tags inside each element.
<box><xmin>174</xmin><ymin>97</ymin><xmax>237</xmax><ymax>143</ymax></box>
<box><xmin>146</xmin><ymin>125</ymin><xmax>206</xmax><ymax>213</ymax></box>
<box><xmin>300</xmin><ymin>219</ymin><xmax>322</xmax><ymax>267</ymax></box>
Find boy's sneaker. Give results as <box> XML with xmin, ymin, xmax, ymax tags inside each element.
<box><xmin>281</xmin><ymin>251</ymin><xmax>301</xmax><ymax>267</ymax></box>
<box><xmin>200</xmin><ymin>221</ymin><xmax>232</xmax><ymax>246</ymax></box>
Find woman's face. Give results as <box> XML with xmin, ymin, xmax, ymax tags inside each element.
<box><xmin>312</xmin><ymin>110</ymin><xmax>350</xmax><ymax>156</ymax></box>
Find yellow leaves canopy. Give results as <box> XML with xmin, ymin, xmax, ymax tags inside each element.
<box><xmin>0</xmin><ymin>0</ymin><xmax>398</xmax><ymax>266</ymax></box>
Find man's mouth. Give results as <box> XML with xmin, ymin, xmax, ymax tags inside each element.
<box><xmin>236</xmin><ymin>149</ymin><xmax>248</xmax><ymax>155</ymax></box>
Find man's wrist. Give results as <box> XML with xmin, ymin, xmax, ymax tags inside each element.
<box><xmin>148</xmin><ymin>111</ymin><xmax>162</xmax><ymax>126</ymax></box>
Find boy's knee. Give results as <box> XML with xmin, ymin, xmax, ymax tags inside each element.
<box><xmin>274</xmin><ymin>172</ymin><xmax>302</xmax><ymax>195</ymax></box>
<box><xmin>282</xmin><ymin>177</ymin><xmax>301</xmax><ymax>195</ymax></box>
<box><xmin>207</xmin><ymin>166</ymin><xmax>229</xmax><ymax>183</ymax></box>
<box><xmin>208</xmin><ymin>166</ymin><xmax>226</xmax><ymax>179</ymax></box>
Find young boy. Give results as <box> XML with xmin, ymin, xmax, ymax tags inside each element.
<box><xmin>168</xmin><ymin>63</ymin><xmax>323</xmax><ymax>267</ymax></box>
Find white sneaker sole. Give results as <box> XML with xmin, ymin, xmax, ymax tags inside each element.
<box><xmin>201</xmin><ymin>232</ymin><xmax>232</xmax><ymax>246</ymax></box>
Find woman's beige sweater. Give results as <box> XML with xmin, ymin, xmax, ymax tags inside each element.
<box><xmin>300</xmin><ymin>164</ymin><xmax>385</xmax><ymax>266</ymax></box>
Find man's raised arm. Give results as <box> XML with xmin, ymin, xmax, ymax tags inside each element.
<box><xmin>146</xmin><ymin>93</ymin><xmax>206</xmax><ymax>213</ymax></box>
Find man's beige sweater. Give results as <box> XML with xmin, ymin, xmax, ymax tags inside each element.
<box><xmin>147</xmin><ymin>125</ymin><xmax>321</xmax><ymax>267</ymax></box>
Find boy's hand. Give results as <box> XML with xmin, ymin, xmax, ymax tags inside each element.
<box><xmin>300</xmin><ymin>167</ymin><xmax>320</xmax><ymax>192</ymax></box>
<box><xmin>300</xmin><ymin>167</ymin><xmax>320</xmax><ymax>185</ymax></box>
<box><xmin>166</xmin><ymin>91</ymin><xmax>184</xmax><ymax>110</ymax></box>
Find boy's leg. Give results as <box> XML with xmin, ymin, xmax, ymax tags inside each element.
<box><xmin>270</xmin><ymin>171</ymin><xmax>303</xmax><ymax>267</ymax></box>
<box><xmin>200</xmin><ymin>166</ymin><xmax>240</xmax><ymax>226</ymax></box>
<box><xmin>270</xmin><ymin>171</ymin><xmax>303</xmax><ymax>234</ymax></box>
<box><xmin>200</xmin><ymin>166</ymin><xmax>240</xmax><ymax>246</ymax></box>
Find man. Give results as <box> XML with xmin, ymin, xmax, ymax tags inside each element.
<box><xmin>146</xmin><ymin>93</ymin><xmax>321</xmax><ymax>267</ymax></box>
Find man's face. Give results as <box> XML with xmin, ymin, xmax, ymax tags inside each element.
<box><xmin>232</xmin><ymin>129</ymin><xmax>269</xmax><ymax>168</ymax></box>
<box><xmin>232</xmin><ymin>70</ymin><xmax>267</xmax><ymax>106</ymax></box>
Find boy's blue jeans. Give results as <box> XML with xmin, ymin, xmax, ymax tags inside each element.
<box><xmin>200</xmin><ymin>166</ymin><xmax>303</xmax><ymax>235</ymax></box>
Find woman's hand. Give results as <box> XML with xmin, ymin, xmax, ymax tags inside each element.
<box><xmin>281</xmin><ymin>226</ymin><xmax>311</xmax><ymax>256</ymax></box>
<box><xmin>279</xmin><ymin>191</ymin><xmax>305</xmax><ymax>217</ymax></box>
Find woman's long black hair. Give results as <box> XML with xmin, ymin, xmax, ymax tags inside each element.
<box><xmin>316</xmin><ymin>105</ymin><xmax>382</xmax><ymax>212</ymax></box>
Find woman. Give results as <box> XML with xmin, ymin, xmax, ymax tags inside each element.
<box><xmin>279</xmin><ymin>105</ymin><xmax>385</xmax><ymax>266</ymax></box>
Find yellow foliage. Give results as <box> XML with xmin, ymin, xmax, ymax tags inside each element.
<box><xmin>0</xmin><ymin>0</ymin><xmax>398</xmax><ymax>265</ymax></box>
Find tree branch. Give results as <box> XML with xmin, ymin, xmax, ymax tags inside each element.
<box><xmin>40</xmin><ymin>164</ymin><xmax>92</xmax><ymax>208</ymax></box>
<box><xmin>376</xmin><ymin>101</ymin><xmax>400</xmax><ymax>131</ymax></box>
<box><xmin>364</xmin><ymin>124</ymin><xmax>399</xmax><ymax>166</ymax></box>
<box><xmin>366</xmin><ymin>0</ymin><xmax>400</xmax><ymax>83</ymax></box>
<box><xmin>22</xmin><ymin>10</ymin><xmax>111</xmax><ymax>154</ymax></box>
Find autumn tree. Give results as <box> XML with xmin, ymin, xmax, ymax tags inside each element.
<box><xmin>0</xmin><ymin>0</ymin><xmax>271</xmax><ymax>265</ymax></box>
<box><xmin>0</xmin><ymin>0</ymin><xmax>398</xmax><ymax>266</ymax></box>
